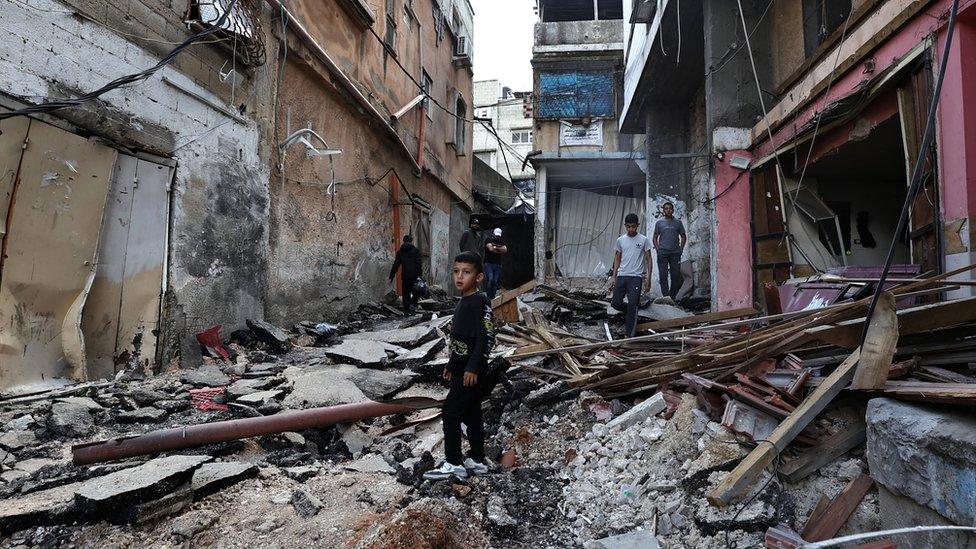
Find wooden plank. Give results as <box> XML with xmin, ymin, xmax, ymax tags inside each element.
<box><xmin>493</xmin><ymin>298</ymin><xmax>519</xmax><ymax>323</ymax></box>
<box><xmin>532</xmin><ymin>322</ymin><xmax>583</xmax><ymax>376</ymax></box>
<box><xmin>636</xmin><ymin>307</ymin><xmax>757</xmax><ymax>333</ymax></box>
<box><xmin>780</xmin><ymin>421</ymin><xmax>867</xmax><ymax>483</ymax></box>
<box><xmin>803</xmin><ymin>474</ymin><xmax>875</xmax><ymax>542</ymax></box>
<box><xmin>850</xmin><ymin>292</ymin><xmax>898</xmax><ymax>390</ymax></box>
<box><xmin>491</xmin><ymin>279</ymin><xmax>536</xmax><ymax>309</ymax></box>
<box><xmin>801</xmin><ymin>494</ymin><xmax>833</xmax><ymax>540</ymax></box>
<box><xmin>706</xmin><ymin>348</ymin><xmax>861</xmax><ymax>507</ymax></box>
<box><xmin>808</xmin><ymin>296</ymin><xmax>976</xmax><ymax>348</ymax></box>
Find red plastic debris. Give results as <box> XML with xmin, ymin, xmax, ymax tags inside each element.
<box><xmin>189</xmin><ymin>387</ymin><xmax>228</xmax><ymax>411</ymax></box>
<box><xmin>196</xmin><ymin>325</ymin><xmax>231</xmax><ymax>360</ymax></box>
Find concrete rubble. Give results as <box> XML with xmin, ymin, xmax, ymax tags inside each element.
<box><xmin>0</xmin><ymin>287</ymin><xmax>973</xmax><ymax>548</ymax></box>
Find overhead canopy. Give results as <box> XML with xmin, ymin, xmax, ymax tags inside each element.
<box><xmin>534</xmin><ymin>153</ymin><xmax>646</xmax><ymax>193</ymax></box>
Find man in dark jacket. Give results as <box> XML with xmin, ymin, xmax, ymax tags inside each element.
<box><xmin>389</xmin><ymin>235</ymin><xmax>423</xmax><ymax>314</ymax></box>
<box><xmin>459</xmin><ymin>218</ymin><xmax>485</xmax><ymax>259</ymax></box>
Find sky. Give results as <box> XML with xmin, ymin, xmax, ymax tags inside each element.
<box><xmin>471</xmin><ymin>0</ymin><xmax>536</xmax><ymax>92</ymax></box>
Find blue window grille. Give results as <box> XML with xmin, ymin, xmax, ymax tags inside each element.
<box><xmin>537</xmin><ymin>71</ymin><xmax>615</xmax><ymax>119</ymax></box>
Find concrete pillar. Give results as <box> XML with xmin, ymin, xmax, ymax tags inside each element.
<box><xmin>712</xmin><ymin>145</ymin><xmax>753</xmax><ymax>311</ymax></box>
<box><xmin>937</xmin><ymin>5</ymin><xmax>976</xmax><ymax>298</ymax></box>
<box><xmin>534</xmin><ymin>164</ymin><xmax>548</xmax><ymax>283</ymax></box>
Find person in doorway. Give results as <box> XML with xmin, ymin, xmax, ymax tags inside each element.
<box><xmin>610</xmin><ymin>213</ymin><xmax>652</xmax><ymax>338</ymax></box>
<box><xmin>459</xmin><ymin>217</ymin><xmax>486</xmax><ymax>259</ymax></box>
<box><xmin>424</xmin><ymin>251</ymin><xmax>497</xmax><ymax>480</ymax></box>
<box><xmin>484</xmin><ymin>227</ymin><xmax>508</xmax><ymax>300</ymax></box>
<box><xmin>389</xmin><ymin>235</ymin><xmax>423</xmax><ymax>315</ymax></box>
<box><xmin>653</xmin><ymin>202</ymin><xmax>687</xmax><ymax>301</ymax></box>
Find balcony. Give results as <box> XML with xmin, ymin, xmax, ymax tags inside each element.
<box><xmin>533</xmin><ymin>19</ymin><xmax>623</xmax><ymax>58</ymax></box>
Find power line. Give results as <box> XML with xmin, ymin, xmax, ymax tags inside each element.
<box><xmin>0</xmin><ymin>0</ymin><xmax>241</xmax><ymax>121</ymax></box>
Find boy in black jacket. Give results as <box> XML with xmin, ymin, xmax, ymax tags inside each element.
<box><xmin>389</xmin><ymin>235</ymin><xmax>423</xmax><ymax>315</ymax></box>
<box><xmin>424</xmin><ymin>251</ymin><xmax>496</xmax><ymax>480</ymax></box>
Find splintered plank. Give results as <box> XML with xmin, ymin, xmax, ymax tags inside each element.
<box><xmin>850</xmin><ymin>293</ymin><xmax>899</xmax><ymax>390</ymax></box>
<box><xmin>780</xmin><ymin>421</ymin><xmax>867</xmax><ymax>483</ymax></box>
<box><xmin>636</xmin><ymin>307</ymin><xmax>757</xmax><ymax>333</ymax></box>
<box><xmin>802</xmin><ymin>474</ymin><xmax>875</xmax><ymax>542</ymax></box>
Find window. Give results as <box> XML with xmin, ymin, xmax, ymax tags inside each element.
<box><xmin>802</xmin><ymin>0</ymin><xmax>852</xmax><ymax>57</ymax></box>
<box><xmin>433</xmin><ymin>5</ymin><xmax>445</xmax><ymax>42</ymax></box>
<box><xmin>453</xmin><ymin>94</ymin><xmax>467</xmax><ymax>152</ymax></box>
<box><xmin>385</xmin><ymin>0</ymin><xmax>397</xmax><ymax>53</ymax></box>
<box><xmin>187</xmin><ymin>0</ymin><xmax>266</xmax><ymax>66</ymax></box>
<box><xmin>537</xmin><ymin>71</ymin><xmax>615</xmax><ymax>119</ymax></box>
<box><xmin>420</xmin><ymin>69</ymin><xmax>432</xmax><ymax>119</ymax></box>
<box><xmin>511</xmin><ymin>129</ymin><xmax>532</xmax><ymax>144</ymax></box>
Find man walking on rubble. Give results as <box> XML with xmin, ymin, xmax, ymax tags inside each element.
<box><xmin>610</xmin><ymin>213</ymin><xmax>652</xmax><ymax>338</ymax></box>
<box><xmin>459</xmin><ymin>217</ymin><xmax>486</xmax><ymax>259</ymax></box>
<box><xmin>389</xmin><ymin>235</ymin><xmax>423</xmax><ymax>315</ymax></box>
<box><xmin>653</xmin><ymin>202</ymin><xmax>686</xmax><ymax>302</ymax></box>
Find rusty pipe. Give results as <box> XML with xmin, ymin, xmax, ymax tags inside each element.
<box><xmin>72</xmin><ymin>401</ymin><xmax>417</xmax><ymax>466</ymax></box>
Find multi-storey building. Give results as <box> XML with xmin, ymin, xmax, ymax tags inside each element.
<box><xmin>472</xmin><ymin>79</ymin><xmax>536</xmax><ymax>189</ymax></box>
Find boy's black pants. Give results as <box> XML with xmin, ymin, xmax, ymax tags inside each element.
<box><xmin>443</xmin><ymin>366</ymin><xmax>498</xmax><ymax>466</ymax></box>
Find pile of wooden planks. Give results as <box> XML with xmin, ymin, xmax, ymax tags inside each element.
<box><xmin>502</xmin><ymin>263</ymin><xmax>976</xmax><ymax>522</ymax></box>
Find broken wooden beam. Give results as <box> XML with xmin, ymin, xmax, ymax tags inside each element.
<box><xmin>706</xmin><ymin>348</ymin><xmax>862</xmax><ymax>507</ymax></box>
<box><xmin>850</xmin><ymin>292</ymin><xmax>898</xmax><ymax>390</ymax></box>
<box><xmin>779</xmin><ymin>421</ymin><xmax>867</xmax><ymax>483</ymax></box>
<box><xmin>491</xmin><ymin>279</ymin><xmax>537</xmax><ymax>309</ymax></box>
<box><xmin>636</xmin><ymin>307</ymin><xmax>757</xmax><ymax>333</ymax></box>
<box><xmin>802</xmin><ymin>474</ymin><xmax>875</xmax><ymax>542</ymax></box>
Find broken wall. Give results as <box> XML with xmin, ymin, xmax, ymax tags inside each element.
<box><xmin>0</xmin><ymin>0</ymin><xmax>277</xmax><ymax>381</ymax></box>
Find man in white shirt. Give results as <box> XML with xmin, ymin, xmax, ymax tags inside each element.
<box><xmin>610</xmin><ymin>213</ymin><xmax>652</xmax><ymax>337</ymax></box>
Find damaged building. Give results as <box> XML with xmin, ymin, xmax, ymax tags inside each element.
<box><xmin>528</xmin><ymin>0</ymin><xmax>649</xmax><ymax>287</ymax></box>
<box><xmin>0</xmin><ymin>0</ymin><xmax>477</xmax><ymax>393</ymax></box>
<box><xmin>620</xmin><ymin>0</ymin><xmax>976</xmax><ymax>309</ymax></box>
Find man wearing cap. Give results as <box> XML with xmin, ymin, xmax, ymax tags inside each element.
<box><xmin>460</xmin><ymin>218</ymin><xmax>486</xmax><ymax>259</ymax></box>
<box><xmin>484</xmin><ymin>227</ymin><xmax>508</xmax><ymax>299</ymax></box>
<box><xmin>610</xmin><ymin>213</ymin><xmax>652</xmax><ymax>338</ymax></box>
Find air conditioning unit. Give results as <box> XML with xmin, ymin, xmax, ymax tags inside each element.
<box><xmin>455</xmin><ymin>36</ymin><xmax>470</xmax><ymax>57</ymax></box>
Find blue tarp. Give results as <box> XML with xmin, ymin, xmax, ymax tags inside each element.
<box><xmin>538</xmin><ymin>71</ymin><xmax>615</xmax><ymax>119</ymax></box>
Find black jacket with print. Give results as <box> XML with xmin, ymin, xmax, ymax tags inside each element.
<box><xmin>448</xmin><ymin>292</ymin><xmax>495</xmax><ymax>374</ymax></box>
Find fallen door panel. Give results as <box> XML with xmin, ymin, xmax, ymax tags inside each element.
<box><xmin>81</xmin><ymin>156</ymin><xmax>137</xmax><ymax>380</ymax></box>
<box><xmin>0</xmin><ymin>120</ymin><xmax>117</xmax><ymax>392</ymax></box>
<box><xmin>115</xmin><ymin>159</ymin><xmax>171</xmax><ymax>373</ymax></box>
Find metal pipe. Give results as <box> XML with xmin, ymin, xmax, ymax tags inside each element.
<box><xmin>72</xmin><ymin>401</ymin><xmax>418</xmax><ymax>466</ymax></box>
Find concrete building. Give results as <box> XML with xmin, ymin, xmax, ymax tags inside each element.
<box><xmin>529</xmin><ymin>0</ymin><xmax>646</xmax><ymax>286</ymax></box>
<box><xmin>472</xmin><ymin>79</ymin><xmax>536</xmax><ymax>189</ymax></box>
<box><xmin>0</xmin><ymin>0</ymin><xmax>475</xmax><ymax>392</ymax></box>
<box><xmin>621</xmin><ymin>0</ymin><xmax>976</xmax><ymax>312</ymax></box>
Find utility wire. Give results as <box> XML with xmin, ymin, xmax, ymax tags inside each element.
<box><xmin>859</xmin><ymin>0</ymin><xmax>960</xmax><ymax>348</ymax></box>
<box><xmin>0</xmin><ymin>0</ymin><xmax>240</xmax><ymax>121</ymax></box>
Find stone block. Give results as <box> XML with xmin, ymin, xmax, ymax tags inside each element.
<box><xmin>0</xmin><ymin>482</ymin><xmax>78</xmax><ymax>533</ymax></box>
<box><xmin>866</xmin><ymin>398</ymin><xmax>976</xmax><ymax>527</ymax></box>
<box><xmin>606</xmin><ymin>393</ymin><xmax>666</xmax><ymax>432</ymax></box>
<box><xmin>876</xmin><ymin>485</ymin><xmax>976</xmax><ymax>549</ymax></box>
<box><xmin>191</xmin><ymin>461</ymin><xmax>257</xmax><ymax>499</ymax></box>
<box><xmin>74</xmin><ymin>455</ymin><xmax>211</xmax><ymax>513</ymax></box>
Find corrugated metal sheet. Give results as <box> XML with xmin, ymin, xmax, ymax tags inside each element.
<box><xmin>554</xmin><ymin>188</ymin><xmax>643</xmax><ymax>278</ymax></box>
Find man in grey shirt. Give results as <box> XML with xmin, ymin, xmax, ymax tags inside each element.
<box><xmin>653</xmin><ymin>202</ymin><xmax>686</xmax><ymax>300</ymax></box>
<box><xmin>610</xmin><ymin>213</ymin><xmax>652</xmax><ymax>337</ymax></box>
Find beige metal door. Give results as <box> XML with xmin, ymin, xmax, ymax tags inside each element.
<box><xmin>0</xmin><ymin>119</ymin><xmax>117</xmax><ymax>393</ymax></box>
<box><xmin>82</xmin><ymin>155</ymin><xmax>172</xmax><ymax>379</ymax></box>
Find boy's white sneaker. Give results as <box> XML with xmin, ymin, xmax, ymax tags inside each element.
<box><xmin>463</xmin><ymin>457</ymin><xmax>489</xmax><ymax>475</ymax></box>
<box><xmin>423</xmin><ymin>461</ymin><xmax>468</xmax><ymax>480</ymax></box>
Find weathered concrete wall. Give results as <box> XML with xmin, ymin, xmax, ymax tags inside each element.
<box><xmin>473</xmin><ymin>157</ymin><xmax>517</xmax><ymax>212</ymax></box>
<box><xmin>534</xmin><ymin>20</ymin><xmax>623</xmax><ymax>49</ymax></box>
<box><xmin>0</xmin><ymin>0</ymin><xmax>276</xmax><ymax>367</ymax></box>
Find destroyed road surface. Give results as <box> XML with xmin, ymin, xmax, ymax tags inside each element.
<box><xmin>4</xmin><ymin>277</ymin><xmax>976</xmax><ymax>549</ymax></box>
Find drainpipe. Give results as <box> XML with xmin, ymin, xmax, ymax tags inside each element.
<box><xmin>72</xmin><ymin>400</ymin><xmax>424</xmax><ymax>465</ymax></box>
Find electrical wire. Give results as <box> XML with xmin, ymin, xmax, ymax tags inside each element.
<box><xmin>703</xmin><ymin>0</ymin><xmax>774</xmax><ymax>78</ymax></box>
<box><xmin>0</xmin><ymin>0</ymin><xmax>240</xmax><ymax>121</ymax></box>
<box><xmin>858</xmin><ymin>0</ymin><xmax>960</xmax><ymax>349</ymax></box>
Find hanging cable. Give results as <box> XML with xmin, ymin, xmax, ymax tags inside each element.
<box><xmin>0</xmin><ymin>0</ymin><xmax>240</xmax><ymax>121</ymax></box>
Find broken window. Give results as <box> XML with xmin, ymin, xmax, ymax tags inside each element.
<box><xmin>187</xmin><ymin>0</ymin><xmax>266</xmax><ymax>66</ymax></box>
<box><xmin>802</xmin><ymin>0</ymin><xmax>852</xmax><ymax>57</ymax></box>
<box><xmin>537</xmin><ymin>71</ymin><xmax>615</xmax><ymax>119</ymax></box>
